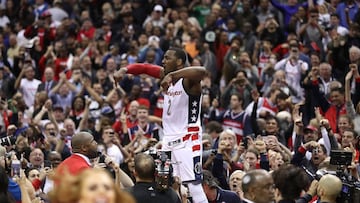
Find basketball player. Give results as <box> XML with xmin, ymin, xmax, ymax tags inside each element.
<box><xmin>114</xmin><ymin>47</ymin><xmax>208</xmax><ymax>203</ymax></box>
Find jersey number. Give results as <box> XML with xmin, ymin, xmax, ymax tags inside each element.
<box><xmin>167</xmin><ymin>99</ymin><xmax>171</xmax><ymax>115</ymax></box>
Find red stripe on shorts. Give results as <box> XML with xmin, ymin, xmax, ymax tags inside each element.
<box><xmin>192</xmin><ymin>145</ymin><xmax>201</xmax><ymax>151</ymax></box>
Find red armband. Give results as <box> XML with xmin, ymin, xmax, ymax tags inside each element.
<box><xmin>126</xmin><ymin>63</ymin><xmax>162</xmax><ymax>78</ymax></box>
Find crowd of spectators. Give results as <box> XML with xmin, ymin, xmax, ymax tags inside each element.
<box><xmin>1</xmin><ymin>0</ymin><xmax>360</xmax><ymax>203</ymax></box>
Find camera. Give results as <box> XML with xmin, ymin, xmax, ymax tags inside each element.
<box><xmin>330</xmin><ymin>150</ymin><xmax>353</xmax><ymax>166</ymax></box>
<box><xmin>154</xmin><ymin>151</ymin><xmax>173</xmax><ymax>192</ymax></box>
<box><xmin>0</xmin><ymin>136</ymin><xmax>16</xmax><ymax>146</ymax></box>
<box><xmin>312</xmin><ymin>150</ymin><xmax>360</xmax><ymax>203</ymax></box>
<box><xmin>242</xmin><ymin>134</ymin><xmax>255</xmax><ymax>149</ymax></box>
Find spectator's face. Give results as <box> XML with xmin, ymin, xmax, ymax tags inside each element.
<box><xmin>44</xmin><ymin>68</ymin><xmax>54</xmax><ymax>81</ymax></box>
<box><xmin>129</xmin><ymin>101</ymin><xmax>139</xmax><ymax>116</ymax></box>
<box><xmin>29</xmin><ymin>149</ymin><xmax>44</xmax><ymax>167</ymax></box>
<box><xmin>93</xmin><ymin>84</ymin><xmax>104</xmax><ymax>95</ymax></box>
<box><xmin>138</xmin><ymin>34</ymin><xmax>148</xmax><ymax>45</ymax></box>
<box><xmin>270</xmin><ymin>152</ymin><xmax>284</xmax><ymax>170</ymax></box>
<box><xmin>106</xmin><ymin>59</ymin><xmax>116</xmax><ymax>72</ymax></box>
<box><xmin>74</xmin><ymin>98</ymin><xmax>84</xmax><ymax>111</ymax></box>
<box><xmin>48</xmin><ymin>153</ymin><xmax>62</xmax><ymax>168</ymax></box>
<box><xmin>265</xmin><ymin>119</ymin><xmax>279</xmax><ymax>134</ymax></box>
<box><xmin>220</xmin><ymin>31</ymin><xmax>228</xmax><ymax>43</ymax></box>
<box><xmin>15</xmin><ymin>136</ymin><xmax>28</xmax><ymax>151</ymax></box>
<box><xmin>230</xmin><ymin>95</ymin><xmax>242</xmax><ymax>110</ymax></box>
<box><xmin>338</xmin><ymin>116</ymin><xmax>351</xmax><ymax>134</ymax></box>
<box><xmin>53</xmin><ymin>109</ymin><xmax>65</xmax><ymax>122</ymax></box>
<box><xmin>82</xmin><ymin>20</ymin><xmax>92</xmax><ymax>30</ymax></box>
<box><xmin>311</xmin><ymin>54</ymin><xmax>320</xmax><ymax>67</ymax></box>
<box><xmin>25</xmin><ymin>67</ymin><xmax>35</xmax><ymax>80</ymax></box>
<box><xmin>262</xmin><ymin>40</ymin><xmax>272</xmax><ymax>50</ymax></box>
<box><xmin>130</xmin><ymin>85</ymin><xmax>141</xmax><ymax>97</ymax></box>
<box><xmin>102</xmin><ymin>128</ymin><xmax>115</xmax><ymax>144</ymax></box>
<box><xmin>304</xmin><ymin>130</ymin><xmax>317</xmax><ymax>143</ymax></box>
<box><xmin>64</xmin><ymin>120</ymin><xmax>75</xmax><ymax>135</ymax></box>
<box><xmin>330</xmin><ymin>16</ymin><xmax>340</xmax><ymax>26</ymax></box>
<box><xmin>319</xmin><ymin>64</ymin><xmax>331</xmax><ymax>79</ymax></box>
<box><xmin>71</xmin><ymin>69</ymin><xmax>82</xmax><ymax>81</ymax></box>
<box><xmin>245</xmin><ymin>151</ymin><xmax>258</xmax><ymax>170</ymax></box>
<box><xmin>220</xmin><ymin>132</ymin><xmax>236</xmax><ymax>150</ymax></box>
<box><xmin>349</xmin><ymin>49</ymin><xmax>360</xmax><ymax>63</ymax></box>
<box><xmin>341</xmin><ymin>131</ymin><xmax>356</xmax><ymax>148</ymax></box>
<box><xmin>146</xmin><ymin>50</ymin><xmax>156</xmax><ymax>63</ymax></box>
<box><xmin>229</xmin><ymin>171</ymin><xmax>245</xmax><ymax>192</ymax></box>
<box><xmin>82</xmin><ymin>57</ymin><xmax>92</xmax><ymax>69</ymax></box>
<box><xmin>28</xmin><ymin>169</ymin><xmax>40</xmax><ymax>182</ymax></box>
<box><xmin>311</xmin><ymin>146</ymin><xmax>326</xmax><ymax>165</ymax></box>
<box><xmin>45</xmin><ymin>123</ymin><xmax>56</xmax><ymax>137</ymax></box>
<box><xmin>78</xmin><ymin>171</ymin><xmax>116</xmax><ymax>203</ymax></box>
<box><xmin>289</xmin><ymin>46</ymin><xmax>300</xmax><ymax>59</ymax></box>
<box><xmin>330</xmin><ymin>90</ymin><xmax>344</xmax><ymax>106</ymax></box>
<box><xmin>137</xmin><ymin>108</ymin><xmax>149</xmax><ymax>121</ymax></box>
<box><xmin>59</xmin><ymin>84</ymin><xmax>69</xmax><ymax>96</ymax></box>
<box><xmin>260</xmin><ymin>0</ymin><xmax>269</xmax><ymax>10</ymax></box>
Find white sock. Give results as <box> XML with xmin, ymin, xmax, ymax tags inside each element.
<box><xmin>187</xmin><ymin>182</ymin><xmax>208</xmax><ymax>203</ymax></box>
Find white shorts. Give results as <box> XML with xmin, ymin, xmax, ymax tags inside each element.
<box><xmin>162</xmin><ymin>132</ymin><xmax>202</xmax><ymax>182</ymax></box>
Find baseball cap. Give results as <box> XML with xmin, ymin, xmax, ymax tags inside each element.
<box><xmin>154</xmin><ymin>5</ymin><xmax>163</xmax><ymax>12</ymax></box>
<box><xmin>101</xmin><ymin>105</ymin><xmax>114</xmax><ymax>115</ymax></box>
<box><xmin>202</xmin><ymin>170</ymin><xmax>218</xmax><ymax>188</ymax></box>
<box><xmin>304</xmin><ymin>125</ymin><xmax>318</xmax><ymax>132</ymax></box>
<box><xmin>40</xmin><ymin>10</ymin><xmax>52</xmax><ymax>19</ymax></box>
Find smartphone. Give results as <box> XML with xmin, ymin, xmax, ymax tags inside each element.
<box><xmin>11</xmin><ymin>160</ymin><xmax>21</xmax><ymax>177</ymax></box>
<box><xmin>242</xmin><ymin>136</ymin><xmax>248</xmax><ymax>149</ymax></box>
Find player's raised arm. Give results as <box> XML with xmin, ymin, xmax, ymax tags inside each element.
<box><xmin>113</xmin><ymin>63</ymin><xmax>165</xmax><ymax>84</ymax></box>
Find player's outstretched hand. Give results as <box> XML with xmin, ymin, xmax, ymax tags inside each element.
<box><xmin>113</xmin><ymin>68</ymin><xmax>127</xmax><ymax>87</ymax></box>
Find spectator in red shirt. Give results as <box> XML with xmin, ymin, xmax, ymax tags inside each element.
<box><xmin>77</xmin><ymin>18</ymin><xmax>96</xmax><ymax>43</ymax></box>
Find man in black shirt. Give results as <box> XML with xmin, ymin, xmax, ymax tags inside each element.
<box><xmin>129</xmin><ymin>153</ymin><xmax>181</xmax><ymax>203</ymax></box>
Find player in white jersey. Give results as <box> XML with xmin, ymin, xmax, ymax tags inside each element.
<box><xmin>114</xmin><ymin>47</ymin><xmax>208</xmax><ymax>203</ymax></box>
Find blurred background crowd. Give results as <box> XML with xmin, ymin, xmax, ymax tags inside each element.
<box><xmin>1</xmin><ymin>0</ymin><xmax>360</xmax><ymax>203</ymax></box>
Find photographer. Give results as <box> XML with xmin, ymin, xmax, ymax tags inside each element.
<box><xmin>317</xmin><ymin>174</ymin><xmax>343</xmax><ymax>203</ymax></box>
<box><xmin>129</xmin><ymin>153</ymin><xmax>180</xmax><ymax>203</ymax></box>
<box><xmin>291</xmin><ymin>141</ymin><xmax>328</xmax><ymax>175</ymax></box>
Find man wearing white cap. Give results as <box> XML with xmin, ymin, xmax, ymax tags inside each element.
<box><xmin>143</xmin><ymin>4</ymin><xmax>166</xmax><ymax>29</ymax></box>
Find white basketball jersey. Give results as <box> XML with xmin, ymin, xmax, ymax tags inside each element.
<box><xmin>162</xmin><ymin>78</ymin><xmax>202</xmax><ymax>137</ymax></box>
